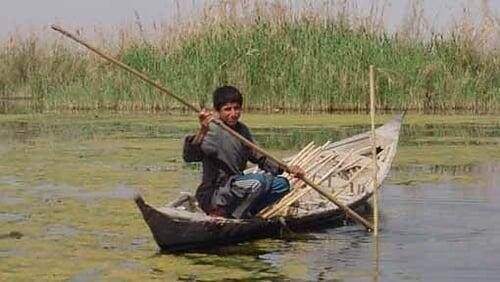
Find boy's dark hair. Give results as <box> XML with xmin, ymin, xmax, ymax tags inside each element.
<box><xmin>213</xmin><ymin>86</ymin><xmax>243</xmax><ymax>110</ymax></box>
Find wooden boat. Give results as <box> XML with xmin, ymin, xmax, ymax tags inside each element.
<box><xmin>135</xmin><ymin>112</ymin><xmax>405</xmax><ymax>251</ymax></box>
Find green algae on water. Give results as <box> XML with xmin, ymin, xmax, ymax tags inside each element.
<box><xmin>0</xmin><ymin>112</ymin><xmax>498</xmax><ymax>280</ymax></box>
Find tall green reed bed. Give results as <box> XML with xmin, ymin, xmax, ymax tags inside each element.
<box><xmin>1</xmin><ymin>3</ymin><xmax>499</xmax><ymax>113</ymax></box>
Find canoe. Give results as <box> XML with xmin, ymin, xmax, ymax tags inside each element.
<box><xmin>135</xmin><ymin>112</ymin><xmax>405</xmax><ymax>251</ymax></box>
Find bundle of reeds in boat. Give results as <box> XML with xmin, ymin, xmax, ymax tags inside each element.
<box><xmin>259</xmin><ymin>137</ymin><xmax>393</xmax><ymax>219</ymax></box>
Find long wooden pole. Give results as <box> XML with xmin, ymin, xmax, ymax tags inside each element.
<box><xmin>369</xmin><ymin>65</ymin><xmax>379</xmax><ymax>235</ymax></box>
<box><xmin>51</xmin><ymin>25</ymin><xmax>373</xmax><ymax>231</ymax></box>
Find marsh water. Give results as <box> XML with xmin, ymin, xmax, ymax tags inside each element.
<box><xmin>0</xmin><ymin>112</ymin><xmax>499</xmax><ymax>281</ymax></box>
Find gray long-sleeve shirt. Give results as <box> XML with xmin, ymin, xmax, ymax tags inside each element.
<box><xmin>183</xmin><ymin>121</ymin><xmax>282</xmax><ymax>213</ymax></box>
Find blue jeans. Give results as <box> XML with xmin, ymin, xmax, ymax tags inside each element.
<box><xmin>229</xmin><ymin>173</ymin><xmax>290</xmax><ymax>218</ymax></box>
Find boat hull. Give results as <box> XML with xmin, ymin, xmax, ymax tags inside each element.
<box><xmin>135</xmin><ymin>192</ymin><xmax>372</xmax><ymax>251</ymax></box>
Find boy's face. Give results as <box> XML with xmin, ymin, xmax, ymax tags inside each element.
<box><xmin>217</xmin><ymin>102</ymin><xmax>242</xmax><ymax>127</ymax></box>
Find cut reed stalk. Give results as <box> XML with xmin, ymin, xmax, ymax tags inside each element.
<box><xmin>287</xmin><ymin>151</ymin><xmax>337</xmax><ymax>190</ymax></box>
<box><xmin>281</xmin><ymin>141</ymin><xmax>315</xmax><ymax>177</ymax></box>
<box><xmin>261</xmin><ymin>149</ymin><xmax>355</xmax><ymax>218</ymax></box>
<box><xmin>263</xmin><ymin>160</ymin><xmax>352</xmax><ymax>218</ymax></box>
<box><xmin>286</xmin><ymin>141</ymin><xmax>332</xmax><ymax>184</ymax></box>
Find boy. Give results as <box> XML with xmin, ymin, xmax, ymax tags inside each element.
<box><xmin>183</xmin><ymin>86</ymin><xmax>303</xmax><ymax>219</ymax></box>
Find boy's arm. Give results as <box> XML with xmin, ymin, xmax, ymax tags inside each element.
<box><xmin>183</xmin><ymin>109</ymin><xmax>214</xmax><ymax>162</ymax></box>
<box><xmin>183</xmin><ymin>135</ymin><xmax>203</xmax><ymax>162</ymax></box>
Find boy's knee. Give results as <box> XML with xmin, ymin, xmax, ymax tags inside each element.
<box><xmin>273</xmin><ymin>176</ymin><xmax>290</xmax><ymax>193</ymax></box>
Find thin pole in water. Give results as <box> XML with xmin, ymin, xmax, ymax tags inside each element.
<box><xmin>369</xmin><ymin>65</ymin><xmax>379</xmax><ymax>236</ymax></box>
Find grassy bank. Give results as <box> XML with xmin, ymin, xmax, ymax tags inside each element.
<box><xmin>1</xmin><ymin>1</ymin><xmax>499</xmax><ymax>113</ymax></box>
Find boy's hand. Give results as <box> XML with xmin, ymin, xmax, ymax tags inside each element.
<box><xmin>191</xmin><ymin>109</ymin><xmax>214</xmax><ymax>144</ymax></box>
<box><xmin>198</xmin><ymin>109</ymin><xmax>214</xmax><ymax>132</ymax></box>
<box><xmin>288</xmin><ymin>165</ymin><xmax>305</xmax><ymax>178</ymax></box>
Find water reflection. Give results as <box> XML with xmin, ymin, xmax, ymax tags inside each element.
<box><xmin>379</xmin><ymin>167</ymin><xmax>500</xmax><ymax>281</ymax></box>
